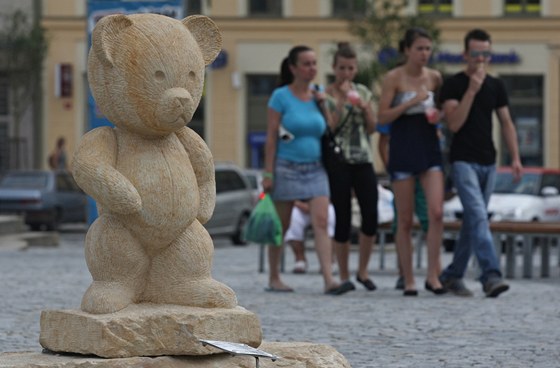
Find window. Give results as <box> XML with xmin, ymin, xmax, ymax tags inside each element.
<box><xmin>0</xmin><ymin>123</ymin><xmax>7</xmax><ymax>175</ymax></box>
<box><xmin>500</xmin><ymin>75</ymin><xmax>543</xmax><ymax>166</ymax></box>
<box><xmin>248</xmin><ymin>0</ymin><xmax>282</xmax><ymax>17</ymax></box>
<box><xmin>0</xmin><ymin>74</ymin><xmax>8</xmax><ymax>116</ymax></box>
<box><xmin>215</xmin><ymin>170</ymin><xmax>246</xmax><ymax>193</ymax></box>
<box><xmin>504</xmin><ymin>0</ymin><xmax>541</xmax><ymax>16</ymax></box>
<box><xmin>418</xmin><ymin>0</ymin><xmax>453</xmax><ymax>16</ymax></box>
<box><xmin>187</xmin><ymin>0</ymin><xmax>202</xmax><ymax>15</ymax></box>
<box><xmin>246</xmin><ymin>75</ymin><xmax>277</xmax><ymax>167</ymax></box>
<box><xmin>332</xmin><ymin>0</ymin><xmax>368</xmax><ymax>18</ymax></box>
<box><xmin>541</xmin><ymin>174</ymin><xmax>560</xmax><ymax>192</ymax></box>
<box><xmin>190</xmin><ymin>97</ymin><xmax>205</xmax><ymax>139</ymax></box>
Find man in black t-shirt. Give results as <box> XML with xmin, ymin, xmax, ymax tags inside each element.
<box><xmin>438</xmin><ymin>29</ymin><xmax>522</xmax><ymax>298</ymax></box>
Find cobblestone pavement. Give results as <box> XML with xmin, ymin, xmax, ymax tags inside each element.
<box><xmin>1</xmin><ymin>228</ymin><xmax>559</xmax><ymax>367</ymax></box>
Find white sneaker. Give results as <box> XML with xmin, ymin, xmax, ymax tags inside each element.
<box><xmin>331</xmin><ymin>262</ymin><xmax>339</xmax><ymax>275</ymax></box>
<box><xmin>292</xmin><ymin>260</ymin><xmax>307</xmax><ymax>274</ymax></box>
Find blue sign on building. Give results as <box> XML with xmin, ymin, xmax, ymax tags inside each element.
<box><xmin>85</xmin><ymin>0</ymin><xmax>184</xmax><ymax>224</ymax></box>
<box><xmin>86</xmin><ymin>0</ymin><xmax>184</xmax><ymax>131</ymax></box>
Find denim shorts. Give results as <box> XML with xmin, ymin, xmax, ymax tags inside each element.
<box><xmin>390</xmin><ymin>165</ymin><xmax>443</xmax><ymax>181</ymax></box>
<box><xmin>271</xmin><ymin>159</ymin><xmax>330</xmax><ymax>201</ymax></box>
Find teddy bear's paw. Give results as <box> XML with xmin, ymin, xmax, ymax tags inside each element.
<box><xmin>198</xmin><ymin>279</ymin><xmax>238</xmax><ymax>308</ymax></box>
<box><xmin>81</xmin><ymin>281</ymin><xmax>137</xmax><ymax>314</ymax></box>
<box><xmin>157</xmin><ymin>278</ymin><xmax>237</xmax><ymax>309</ymax></box>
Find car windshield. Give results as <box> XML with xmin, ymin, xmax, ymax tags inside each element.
<box><xmin>494</xmin><ymin>172</ymin><xmax>540</xmax><ymax>195</ymax></box>
<box><xmin>244</xmin><ymin>174</ymin><xmax>258</xmax><ymax>190</ymax></box>
<box><xmin>0</xmin><ymin>173</ymin><xmax>49</xmax><ymax>189</ymax></box>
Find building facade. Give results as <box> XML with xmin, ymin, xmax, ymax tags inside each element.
<box><xmin>0</xmin><ymin>0</ymin><xmax>41</xmax><ymax>173</ymax></box>
<box><xmin>37</xmin><ymin>0</ymin><xmax>560</xmax><ymax>173</ymax></box>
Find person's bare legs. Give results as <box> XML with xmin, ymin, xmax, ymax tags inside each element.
<box><xmin>420</xmin><ymin>170</ymin><xmax>445</xmax><ymax>289</ymax></box>
<box><xmin>309</xmin><ymin>196</ymin><xmax>339</xmax><ymax>291</ymax></box>
<box><xmin>392</xmin><ymin>177</ymin><xmax>416</xmax><ymax>292</ymax></box>
<box><xmin>335</xmin><ymin>239</ymin><xmax>350</xmax><ymax>281</ymax></box>
<box><xmin>289</xmin><ymin>240</ymin><xmax>306</xmax><ymax>261</ymax></box>
<box><xmin>268</xmin><ymin>200</ymin><xmax>294</xmax><ymax>290</ymax></box>
<box><xmin>357</xmin><ymin>232</ymin><xmax>375</xmax><ymax>281</ymax></box>
<box><xmin>289</xmin><ymin>239</ymin><xmax>307</xmax><ymax>273</ymax></box>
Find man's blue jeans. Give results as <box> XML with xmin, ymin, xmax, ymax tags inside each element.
<box><xmin>441</xmin><ymin>161</ymin><xmax>502</xmax><ymax>284</ymax></box>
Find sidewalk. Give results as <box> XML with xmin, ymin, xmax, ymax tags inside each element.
<box><xmin>1</xmin><ymin>231</ymin><xmax>559</xmax><ymax>367</ymax></box>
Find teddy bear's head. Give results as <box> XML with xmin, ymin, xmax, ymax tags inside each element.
<box><xmin>88</xmin><ymin>14</ymin><xmax>221</xmax><ymax>137</ymax></box>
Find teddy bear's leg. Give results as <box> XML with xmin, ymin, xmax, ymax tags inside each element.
<box><xmin>143</xmin><ymin>219</ymin><xmax>237</xmax><ymax>308</ymax></box>
<box><xmin>81</xmin><ymin>215</ymin><xmax>150</xmax><ymax>314</ymax></box>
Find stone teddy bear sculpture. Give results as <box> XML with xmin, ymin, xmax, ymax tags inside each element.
<box><xmin>73</xmin><ymin>13</ymin><xmax>237</xmax><ymax>314</ymax></box>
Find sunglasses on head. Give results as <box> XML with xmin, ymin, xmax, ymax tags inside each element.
<box><xmin>469</xmin><ymin>50</ymin><xmax>492</xmax><ymax>58</ymax></box>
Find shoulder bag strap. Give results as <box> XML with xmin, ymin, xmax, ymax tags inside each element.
<box><xmin>331</xmin><ymin>106</ymin><xmax>354</xmax><ymax>137</ymax></box>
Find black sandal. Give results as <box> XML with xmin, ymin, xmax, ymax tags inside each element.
<box><xmin>356</xmin><ymin>275</ymin><xmax>377</xmax><ymax>291</ymax></box>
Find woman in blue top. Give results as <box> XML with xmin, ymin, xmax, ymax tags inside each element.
<box><xmin>263</xmin><ymin>45</ymin><xmax>349</xmax><ymax>295</ymax></box>
<box><xmin>378</xmin><ymin>28</ymin><xmax>446</xmax><ymax>296</ymax></box>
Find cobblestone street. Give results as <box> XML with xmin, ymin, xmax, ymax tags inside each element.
<box><xmin>1</xmin><ymin>228</ymin><xmax>559</xmax><ymax>367</ymax></box>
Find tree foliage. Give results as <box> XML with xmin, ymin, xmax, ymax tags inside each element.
<box><xmin>348</xmin><ymin>0</ymin><xmax>441</xmax><ymax>99</ymax></box>
<box><xmin>0</xmin><ymin>9</ymin><xmax>48</xmax><ymax>140</ymax></box>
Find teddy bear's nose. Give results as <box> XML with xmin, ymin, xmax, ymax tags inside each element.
<box><xmin>156</xmin><ymin>88</ymin><xmax>194</xmax><ymax>125</ymax></box>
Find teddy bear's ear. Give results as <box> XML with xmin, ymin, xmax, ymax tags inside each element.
<box><xmin>181</xmin><ymin>15</ymin><xmax>223</xmax><ymax>66</ymax></box>
<box><xmin>91</xmin><ymin>14</ymin><xmax>133</xmax><ymax>67</ymax></box>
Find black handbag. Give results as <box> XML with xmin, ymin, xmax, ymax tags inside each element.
<box><xmin>321</xmin><ymin>106</ymin><xmax>353</xmax><ymax>171</ymax></box>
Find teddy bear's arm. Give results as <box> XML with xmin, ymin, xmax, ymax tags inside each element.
<box><xmin>175</xmin><ymin>126</ymin><xmax>215</xmax><ymax>224</ymax></box>
<box><xmin>73</xmin><ymin>127</ymin><xmax>142</xmax><ymax>215</ymax></box>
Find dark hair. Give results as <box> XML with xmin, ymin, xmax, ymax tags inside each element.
<box><xmin>56</xmin><ymin>137</ymin><xmax>65</xmax><ymax>148</ymax></box>
<box><xmin>398</xmin><ymin>27</ymin><xmax>432</xmax><ymax>53</ymax></box>
<box><xmin>464</xmin><ymin>28</ymin><xmax>491</xmax><ymax>51</ymax></box>
<box><xmin>333</xmin><ymin>42</ymin><xmax>356</xmax><ymax>65</ymax></box>
<box><xmin>278</xmin><ymin>45</ymin><xmax>313</xmax><ymax>86</ymax></box>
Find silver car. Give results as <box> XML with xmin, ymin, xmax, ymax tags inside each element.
<box><xmin>0</xmin><ymin>170</ymin><xmax>87</xmax><ymax>230</ymax></box>
<box><xmin>204</xmin><ymin>162</ymin><xmax>255</xmax><ymax>245</ymax></box>
<box><xmin>242</xmin><ymin>168</ymin><xmax>263</xmax><ymax>205</ymax></box>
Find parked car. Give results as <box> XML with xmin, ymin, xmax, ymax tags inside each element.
<box><xmin>0</xmin><ymin>170</ymin><xmax>87</xmax><ymax>230</ymax></box>
<box><xmin>442</xmin><ymin>167</ymin><xmax>560</xmax><ymax>251</ymax></box>
<box><xmin>242</xmin><ymin>168</ymin><xmax>263</xmax><ymax>205</ymax></box>
<box><xmin>204</xmin><ymin>162</ymin><xmax>255</xmax><ymax>245</ymax></box>
<box><xmin>444</xmin><ymin>167</ymin><xmax>560</xmax><ymax>222</ymax></box>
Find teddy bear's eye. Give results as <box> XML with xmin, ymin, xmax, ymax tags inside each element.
<box><xmin>188</xmin><ymin>71</ymin><xmax>196</xmax><ymax>82</ymax></box>
<box><xmin>155</xmin><ymin>70</ymin><xmax>165</xmax><ymax>81</ymax></box>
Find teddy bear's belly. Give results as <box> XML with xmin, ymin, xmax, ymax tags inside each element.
<box><xmin>117</xmin><ymin>148</ymin><xmax>199</xmax><ymax>243</ymax></box>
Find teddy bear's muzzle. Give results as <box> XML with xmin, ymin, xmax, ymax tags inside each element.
<box><xmin>154</xmin><ymin>87</ymin><xmax>195</xmax><ymax>129</ymax></box>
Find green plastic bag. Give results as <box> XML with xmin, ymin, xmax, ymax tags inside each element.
<box><xmin>243</xmin><ymin>193</ymin><xmax>283</xmax><ymax>246</ymax></box>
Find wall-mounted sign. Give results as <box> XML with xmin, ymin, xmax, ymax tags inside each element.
<box><xmin>86</xmin><ymin>0</ymin><xmax>184</xmax><ymax>130</ymax></box>
<box><xmin>211</xmin><ymin>50</ymin><xmax>228</xmax><ymax>69</ymax></box>
<box><xmin>376</xmin><ymin>47</ymin><xmax>522</xmax><ymax>65</ymax></box>
<box><xmin>55</xmin><ymin>63</ymin><xmax>73</xmax><ymax>98</ymax></box>
<box><xmin>435</xmin><ymin>50</ymin><xmax>521</xmax><ymax>64</ymax></box>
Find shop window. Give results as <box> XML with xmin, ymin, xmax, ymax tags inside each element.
<box><xmin>0</xmin><ymin>123</ymin><xmax>8</xmax><ymax>175</ymax></box>
<box><xmin>418</xmin><ymin>0</ymin><xmax>453</xmax><ymax>16</ymax></box>
<box><xmin>500</xmin><ymin>75</ymin><xmax>543</xmax><ymax>166</ymax></box>
<box><xmin>187</xmin><ymin>0</ymin><xmax>202</xmax><ymax>14</ymax></box>
<box><xmin>504</xmin><ymin>0</ymin><xmax>541</xmax><ymax>16</ymax></box>
<box><xmin>189</xmin><ymin>97</ymin><xmax>205</xmax><ymax>139</ymax></box>
<box><xmin>0</xmin><ymin>74</ymin><xmax>8</xmax><ymax>116</ymax></box>
<box><xmin>248</xmin><ymin>0</ymin><xmax>282</xmax><ymax>17</ymax></box>
<box><xmin>246</xmin><ymin>75</ymin><xmax>277</xmax><ymax>132</ymax></box>
<box><xmin>246</xmin><ymin>74</ymin><xmax>277</xmax><ymax>167</ymax></box>
<box><xmin>332</xmin><ymin>0</ymin><xmax>368</xmax><ymax>18</ymax></box>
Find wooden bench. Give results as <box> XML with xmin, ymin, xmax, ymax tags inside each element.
<box><xmin>377</xmin><ymin>221</ymin><xmax>560</xmax><ymax>279</ymax></box>
<box><xmin>258</xmin><ymin>221</ymin><xmax>560</xmax><ymax>278</ymax></box>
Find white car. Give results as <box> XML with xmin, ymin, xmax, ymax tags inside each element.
<box><xmin>444</xmin><ymin>167</ymin><xmax>560</xmax><ymax>223</ymax></box>
<box><xmin>242</xmin><ymin>168</ymin><xmax>263</xmax><ymax>206</ymax></box>
<box><xmin>351</xmin><ymin>184</ymin><xmax>395</xmax><ymax>227</ymax></box>
<box><xmin>204</xmin><ymin>162</ymin><xmax>255</xmax><ymax>245</ymax></box>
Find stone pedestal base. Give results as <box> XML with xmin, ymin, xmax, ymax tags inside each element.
<box><xmin>0</xmin><ymin>342</ymin><xmax>351</xmax><ymax>367</ymax></box>
<box><xmin>39</xmin><ymin>304</ymin><xmax>262</xmax><ymax>358</ymax></box>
